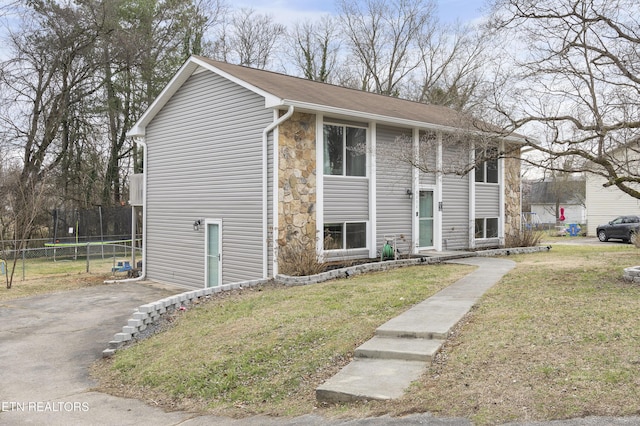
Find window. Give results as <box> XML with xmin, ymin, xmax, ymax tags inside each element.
<box><xmin>323</xmin><ymin>222</ymin><xmax>367</xmax><ymax>250</ymax></box>
<box><xmin>475</xmin><ymin>218</ymin><xmax>499</xmax><ymax>239</ymax></box>
<box><xmin>475</xmin><ymin>148</ymin><xmax>499</xmax><ymax>183</ymax></box>
<box><xmin>323</xmin><ymin>124</ymin><xmax>366</xmax><ymax>176</ymax></box>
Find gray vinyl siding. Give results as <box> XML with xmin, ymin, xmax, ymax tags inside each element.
<box><xmin>323</xmin><ymin>177</ymin><xmax>369</xmax><ymax>222</ymax></box>
<box><xmin>475</xmin><ymin>184</ymin><xmax>500</xmax><ymax>217</ymax></box>
<box><xmin>441</xmin><ymin>142</ymin><xmax>470</xmax><ymax>250</ymax></box>
<box><xmin>145</xmin><ymin>71</ymin><xmax>271</xmax><ymax>288</ymax></box>
<box><xmin>418</xmin><ymin>131</ymin><xmax>437</xmax><ymax>186</ymax></box>
<box><xmin>419</xmin><ymin>172</ymin><xmax>436</xmax><ymax>186</ymax></box>
<box><xmin>376</xmin><ymin>125</ymin><xmax>413</xmax><ymax>254</ymax></box>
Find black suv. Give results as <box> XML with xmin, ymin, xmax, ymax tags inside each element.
<box><xmin>596</xmin><ymin>215</ymin><xmax>640</xmax><ymax>242</ymax></box>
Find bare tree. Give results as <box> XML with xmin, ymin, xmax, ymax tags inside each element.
<box><xmin>485</xmin><ymin>0</ymin><xmax>640</xmax><ymax>199</ymax></box>
<box><xmin>286</xmin><ymin>16</ymin><xmax>340</xmax><ymax>82</ymax></box>
<box><xmin>337</xmin><ymin>0</ymin><xmax>437</xmax><ymax>95</ymax></box>
<box><xmin>182</xmin><ymin>0</ymin><xmax>228</xmax><ymax>58</ymax></box>
<box><xmin>0</xmin><ymin>0</ymin><xmax>103</xmax><ymax>232</ymax></box>
<box><xmin>0</xmin><ymin>167</ymin><xmax>50</xmax><ymax>289</ymax></box>
<box><xmin>411</xmin><ymin>22</ymin><xmax>489</xmax><ymax>112</ymax></box>
<box><xmin>217</xmin><ymin>8</ymin><xmax>286</xmax><ymax>69</ymax></box>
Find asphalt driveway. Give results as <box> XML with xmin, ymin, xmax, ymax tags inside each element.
<box><xmin>0</xmin><ymin>281</ymin><xmax>197</xmax><ymax>425</ymax></box>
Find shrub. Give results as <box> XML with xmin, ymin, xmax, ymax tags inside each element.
<box><xmin>278</xmin><ymin>239</ymin><xmax>325</xmax><ymax>276</ymax></box>
<box><xmin>505</xmin><ymin>228</ymin><xmax>544</xmax><ymax>248</ymax></box>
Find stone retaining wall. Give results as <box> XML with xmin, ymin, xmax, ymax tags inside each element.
<box><xmin>623</xmin><ymin>266</ymin><xmax>640</xmax><ymax>283</ymax></box>
<box><xmin>102</xmin><ymin>279</ymin><xmax>269</xmax><ymax>358</ymax></box>
<box><xmin>475</xmin><ymin>246</ymin><xmax>552</xmax><ymax>257</ymax></box>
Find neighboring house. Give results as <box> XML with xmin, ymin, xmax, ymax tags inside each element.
<box><xmin>527</xmin><ymin>179</ymin><xmax>586</xmax><ymax>226</ymax></box>
<box><xmin>585</xmin><ymin>174</ymin><xmax>640</xmax><ymax>236</ymax></box>
<box><xmin>127</xmin><ymin>56</ymin><xmax>525</xmax><ymax>289</ymax></box>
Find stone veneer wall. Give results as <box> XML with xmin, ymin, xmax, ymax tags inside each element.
<box><xmin>277</xmin><ymin>112</ymin><xmax>317</xmax><ymax>255</ymax></box>
<box><xmin>504</xmin><ymin>144</ymin><xmax>522</xmax><ymax>242</ymax></box>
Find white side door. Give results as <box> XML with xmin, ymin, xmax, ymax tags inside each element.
<box><xmin>205</xmin><ymin>219</ymin><xmax>222</xmax><ymax>287</ymax></box>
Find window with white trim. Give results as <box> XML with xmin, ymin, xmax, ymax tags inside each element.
<box><xmin>475</xmin><ymin>218</ymin><xmax>499</xmax><ymax>239</ymax></box>
<box><xmin>323</xmin><ymin>124</ymin><xmax>366</xmax><ymax>176</ymax></box>
<box><xmin>324</xmin><ymin>222</ymin><xmax>367</xmax><ymax>250</ymax></box>
<box><xmin>475</xmin><ymin>148</ymin><xmax>499</xmax><ymax>183</ymax></box>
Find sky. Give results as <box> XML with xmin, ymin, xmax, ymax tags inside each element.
<box><xmin>234</xmin><ymin>0</ymin><xmax>489</xmax><ymax>25</ymax></box>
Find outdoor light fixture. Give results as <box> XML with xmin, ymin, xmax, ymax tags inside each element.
<box><xmin>193</xmin><ymin>219</ymin><xmax>203</xmax><ymax>231</ymax></box>
<box><xmin>406</xmin><ymin>189</ymin><xmax>413</xmax><ymax>198</ymax></box>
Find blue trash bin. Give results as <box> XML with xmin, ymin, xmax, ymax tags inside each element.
<box><xmin>567</xmin><ymin>223</ymin><xmax>579</xmax><ymax>237</ymax></box>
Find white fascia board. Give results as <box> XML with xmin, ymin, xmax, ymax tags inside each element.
<box><xmin>271</xmin><ymin>99</ymin><xmax>528</xmax><ymax>143</ymax></box>
<box><xmin>191</xmin><ymin>57</ymin><xmax>281</xmax><ymax>106</ymax></box>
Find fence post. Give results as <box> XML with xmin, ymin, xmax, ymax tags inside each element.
<box><xmin>86</xmin><ymin>243</ymin><xmax>90</xmax><ymax>273</ymax></box>
<box><xmin>22</xmin><ymin>248</ymin><xmax>25</xmax><ymax>281</ymax></box>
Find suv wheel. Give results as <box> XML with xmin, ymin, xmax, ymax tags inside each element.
<box><xmin>598</xmin><ymin>230</ymin><xmax>608</xmax><ymax>242</ymax></box>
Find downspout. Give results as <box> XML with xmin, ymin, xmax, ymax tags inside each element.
<box><xmin>105</xmin><ymin>137</ymin><xmax>147</xmax><ymax>283</ymax></box>
<box><xmin>262</xmin><ymin>105</ymin><xmax>294</xmax><ymax>279</ymax></box>
<box><xmin>499</xmin><ymin>139</ymin><xmax>506</xmax><ymax>246</ymax></box>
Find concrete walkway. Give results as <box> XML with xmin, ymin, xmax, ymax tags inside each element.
<box><xmin>316</xmin><ymin>256</ymin><xmax>516</xmax><ymax>402</ymax></box>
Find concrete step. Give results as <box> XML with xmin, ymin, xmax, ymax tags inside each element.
<box><xmin>375</xmin><ymin>299</ymin><xmax>471</xmax><ymax>340</ymax></box>
<box><xmin>355</xmin><ymin>336</ymin><xmax>444</xmax><ymax>362</ymax></box>
<box><xmin>316</xmin><ymin>358</ymin><xmax>427</xmax><ymax>403</ymax></box>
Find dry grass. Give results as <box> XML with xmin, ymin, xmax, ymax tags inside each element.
<box><xmin>339</xmin><ymin>245</ymin><xmax>640</xmax><ymax>424</ymax></box>
<box><xmin>0</xmin><ymin>257</ymin><xmax>117</xmax><ymax>301</ymax></box>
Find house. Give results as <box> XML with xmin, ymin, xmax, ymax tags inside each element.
<box><xmin>526</xmin><ymin>178</ymin><xmax>586</xmax><ymax>226</ymax></box>
<box><xmin>127</xmin><ymin>56</ymin><xmax>525</xmax><ymax>289</ymax></box>
<box><xmin>585</xmin><ymin>174</ymin><xmax>640</xmax><ymax>236</ymax></box>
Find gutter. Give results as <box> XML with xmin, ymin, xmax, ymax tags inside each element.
<box><xmin>262</xmin><ymin>105</ymin><xmax>294</xmax><ymax>279</ymax></box>
<box><xmin>105</xmin><ymin>137</ymin><xmax>148</xmax><ymax>283</ymax></box>
<box><xmin>271</xmin><ymin>99</ymin><xmax>527</xmax><ymax>144</ymax></box>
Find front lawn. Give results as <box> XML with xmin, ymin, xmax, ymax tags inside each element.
<box><xmin>92</xmin><ymin>245</ymin><xmax>640</xmax><ymax>424</ymax></box>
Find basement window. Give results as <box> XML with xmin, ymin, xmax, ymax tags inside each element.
<box><xmin>475</xmin><ymin>218</ymin><xmax>499</xmax><ymax>239</ymax></box>
<box><xmin>324</xmin><ymin>222</ymin><xmax>367</xmax><ymax>250</ymax></box>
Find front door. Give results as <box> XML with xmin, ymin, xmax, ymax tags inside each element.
<box><xmin>205</xmin><ymin>220</ymin><xmax>221</xmax><ymax>287</ymax></box>
<box><xmin>419</xmin><ymin>190</ymin><xmax>434</xmax><ymax>248</ymax></box>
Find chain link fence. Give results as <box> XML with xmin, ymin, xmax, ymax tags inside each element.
<box><xmin>0</xmin><ymin>241</ymin><xmax>142</xmax><ymax>282</ymax></box>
